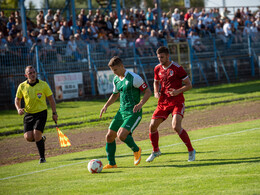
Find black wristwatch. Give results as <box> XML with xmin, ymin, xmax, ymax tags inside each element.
<box><xmin>53</xmin><ymin>112</ymin><xmax>57</xmax><ymax>115</ymax></box>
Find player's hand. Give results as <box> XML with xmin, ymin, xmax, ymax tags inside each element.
<box><xmin>154</xmin><ymin>92</ymin><xmax>160</xmax><ymax>99</ymax></box>
<box><xmin>133</xmin><ymin>103</ymin><xmax>142</xmax><ymax>113</ymax></box>
<box><xmin>167</xmin><ymin>88</ymin><xmax>179</xmax><ymax>96</ymax></box>
<box><xmin>17</xmin><ymin>108</ymin><xmax>24</xmax><ymax>115</ymax></box>
<box><xmin>100</xmin><ymin>106</ymin><xmax>107</xmax><ymax>118</ymax></box>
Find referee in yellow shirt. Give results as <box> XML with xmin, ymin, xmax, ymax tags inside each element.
<box><xmin>15</xmin><ymin>66</ymin><xmax>58</xmax><ymax>163</ymax></box>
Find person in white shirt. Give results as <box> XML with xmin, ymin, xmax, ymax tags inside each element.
<box><xmin>66</xmin><ymin>35</ymin><xmax>82</xmax><ymax>61</ymax></box>
<box><xmin>223</xmin><ymin>19</ymin><xmax>232</xmax><ymax>37</ymax></box>
<box><xmin>44</xmin><ymin>9</ymin><xmax>54</xmax><ymax>25</ymax></box>
<box><xmin>249</xmin><ymin>23</ymin><xmax>258</xmax><ymax>42</ymax></box>
<box><xmin>215</xmin><ymin>23</ymin><xmax>227</xmax><ymax>43</ymax></box>
<box><xmin>190</xmin><ymin>31</ymin><xmax>206</xmax><ymax>52</ymax></box>
<box><xmin>243</xmin><ymin>23</ymin><xmax>251</xmax><ymax>37</ymax></box>
<box><xmin>171</xmin><ymin>8</ymin><xmax>181</xmax><ymax>26</ymax></box>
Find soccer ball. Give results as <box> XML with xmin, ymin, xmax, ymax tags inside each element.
<box><xmin>88</xmin><ymin>159</ymin><xmax>103</xmax><ymax>173</ymax></box>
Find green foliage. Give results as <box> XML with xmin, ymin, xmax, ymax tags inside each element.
<box><xmin>0</xmin><ymin>120</ymin><xmax>259</xmax><ymax>194</ymax></box>
<box><xmin>0</xmin><ymin>0</ymin><xmax>18</xmax><ymax>9</ymax></box>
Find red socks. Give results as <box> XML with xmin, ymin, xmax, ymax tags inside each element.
<box><xmin>178</xmin><ymin>129</ymin><xmax>194</xmax><ymax>152</ymax></box>
<box><xmin>149</xmin><ymin>130</ymin><xmax>159</xmax><ymax>152</ymax></box>
<box><xmin>150</xmin><ymin>129</ymin><xmax>193</xmax><ymax>152</ymax></box>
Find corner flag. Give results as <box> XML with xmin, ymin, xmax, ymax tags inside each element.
<box><xmin>56</xmin><ymin>126</ymin><xmax>71</xmax><ymax>147</ymax></box>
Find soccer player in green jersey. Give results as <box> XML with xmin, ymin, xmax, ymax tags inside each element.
<box><xmin>100</xmin><ymin>56</ymin><xmax>152</xmax><ymax>169</ymax></box>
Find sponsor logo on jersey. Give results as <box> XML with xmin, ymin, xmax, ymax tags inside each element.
<box><xmin>170</xmin><ymin>70</ymin><xmax>174</xmax><ymax>76</ymax></box>
<box><xmin>37</xmin><ymin>93</ymin><xmax>42</xmax><ymax>99</ymax></box>
<box><xmin>125</xmin><ymin>81</ymin><xmax>129</xmax><ymax>85</ymax></box>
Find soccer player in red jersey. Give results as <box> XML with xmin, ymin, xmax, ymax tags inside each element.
<box><xmin>146</xmin><ymin>46</ymin><xmax>196</xmax><ymax>162</ymax></box>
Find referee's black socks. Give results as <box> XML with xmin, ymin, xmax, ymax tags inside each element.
<box><xmin>36</xmin><ymin>138</ymin><xmax>45</xmax><ymax>159</ymax></box>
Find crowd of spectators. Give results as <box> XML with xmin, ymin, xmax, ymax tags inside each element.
<box><xmin>0</xmin><ymin>5</ymin><xmax>260</xmax><ymax>65</ymax></box>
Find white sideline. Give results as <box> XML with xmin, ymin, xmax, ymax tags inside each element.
<box><xmin>1</xmin><ymin>127</ymin><xmax>259</xmax><ymax>181</ymax></box>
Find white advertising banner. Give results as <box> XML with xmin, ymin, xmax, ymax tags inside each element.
<box><xmin>97</xmin><ymin>68</ymin><xmax>133</xmax><ymax>95</ymax></box>
<box><xmin>54</xmin><ymin>72</ymin><xmax>84</xmax><ymax>100</ymax></box>
<box><xmin>184</xmin><ymin>0</ymin><xmax>190</xmax><ymax>8</ymax></box>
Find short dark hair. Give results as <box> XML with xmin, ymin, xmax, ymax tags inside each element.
<box><xmin>108</xmin><ymin>56</ymin><xmax>123</xmax><ymax>67</ymax></box>
<box><xmin>25</xmin><ymin>66</ymin><xmax>34</xmax><ymax>73</ymax></box>
<box><xmin>156</xmin><ymin>46</ymin><xmax>169</xmax><ymax>55</ymax></box>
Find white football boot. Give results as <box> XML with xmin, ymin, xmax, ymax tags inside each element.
<box><xmin>188</xmin><ymin>149</ymin><xmax>196</xmax><ymax>162</ymax></box>
<box><xmin>146</xmin><ymin>149</ymin><xmax>161</xmax><ymax>162</ymax></box>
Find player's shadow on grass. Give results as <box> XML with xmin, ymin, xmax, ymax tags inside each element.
<box><xmin>70</xmin><ymin>155</ymin><xmax>107</xmax><ymax>161</ymax></box>
<box><xmin>144</xmin><ymin>156</ymin><xmax>260</xmax><ymax>168</ymax></box>
<box><xmin>70</xmin><ymin>154</ymin><xmax>134</xmax><ymax>161</ymax></box>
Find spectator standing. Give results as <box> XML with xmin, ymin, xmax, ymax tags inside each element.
<box><xmin>146</xmin><ymin>7</ymin><xmax>154</xmax><ymax>23</ymax></box>
<box><xmin>36</xmin><ymin>10</ymin><xmax>44</xmax><ymax>27</ymax></box>
<box><xmin>0</xmin><ymin>11</ymin><xmax>9</xmax><ymax>25</ymax></box>
<box><xmin>59</xmin><ymin>21</ymin><xmax>72</xmax><ymax>41</ymax></box>
<box><xmin>37</xmin><ymin>29</ymin><xmax>47</xmax><ymax>43</ymax></box>
<box><xmin>171</xmin><ymin>8</ymin><xmax>181</xmax><ymax>27</ymax></box>
<box><xmin>54</xmin><ymin>9</ymin><xmax>62</xmax><ymax>22</ymax></box>
<box><xmin>47</xmin><ymin>30</ymin><xmax>55</xmax><ymax>42</ymax></box>
<box><xmin>221</xmin><ymin>7</ymin><xmax>230</xmax><ymax>20</ymax></box>
<box><xmin>7</xmin><ymin>17</ymin><xmax>15</xmax><ymax>32</ymax></box>
<box><xmin>45</xmin><ymin>9</ymin><xmax>54</xmax><ymax>25</ymax></box>
<box><xmin>223</xmin><ymin>19</ymin><xmax>232</xmax><ymax>37</ymax></box>
<box><xmin>176</xmin><ymin>25</ymin><xmax>187</xmax><ymax>41</ymax></box>
<box><xmin>66</xmin><ymin>35</ymin><xmax>82</xmax><ymax>61</ymax></box>
<box><xmin>52</xmin><ymin>16</ymin><xmax>61</xmax><ymax>33</ymax></box>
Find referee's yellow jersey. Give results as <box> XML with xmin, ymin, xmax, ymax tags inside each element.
<box><xmin>16</xmin><ymin>79</ymin><xmax>53</xmax><ymax>114</ymax></box>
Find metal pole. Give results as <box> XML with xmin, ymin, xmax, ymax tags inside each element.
<box><xmin>156</xmin><ymin>0</ymin><xmax>162</xmax><ymax>30</ymax></box>
<box><xmin>87</xmin><ymin>44</ymin><xmax>96</xmax><ymax>96</ymax></box>
<box><xmin>71</xmin><ymin>0</ymin><xmax>77</xmax><ymax>34</ymax></box>
<box><xmin>116</xmin><ymin>0</ymin><xmax>123</xmax><ymax>34</ymax></box>
<box><xmin>187</xmin><ymin>39</ymin><xmax>194</xmax><ymax>85</ymax></box>
<box><xmin>213</xmin><ymin>38</ymin><xmax>219</xmax><ymax>80</ymax></box>
<box><xmin>121</xmin><ymin>0</ymin><xmax>125</xmax><ymax>9</ymax></box>
<box><xmin>35</xmin><ymin>46</ymin><xmax>41</xmax><ymax>80</ymax></box>
<box><xmin>248</xmin><ymin>35</ymin><xmax>255</xmax><ymax>76</ymax></box>
<box><xmin>88</xmin><ymin>0</ymin><xmax>92</xmax><ymax>9</ymax></box>
<box><xmin>19</xmin><ymin>0</ymin><xmax>28</xmax><ymax>38</ymax></box>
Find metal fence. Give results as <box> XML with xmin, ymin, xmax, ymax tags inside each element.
<box><xmin>1</xmin><ymin>35</ymin><xmax>260</xmax><ymax>108</ymax></box>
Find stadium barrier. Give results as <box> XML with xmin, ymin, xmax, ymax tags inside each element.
<box><xmin>1</xmin><ymin>36</ymin><xmax>260</xmax><ymax>108</ymax></box>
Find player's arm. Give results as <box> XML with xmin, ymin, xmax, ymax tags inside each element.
<box><xmin>100</xmin><ymin>93</ymin><xmax>120</xmax><ymax>118</ymax></box>
<box><xmin>15</xmin><ymin>97</ymin><xmax>24</xmax><ymax>115</ymax></box>
<box><xmin>168</xmin><ymin>76</ymin><xmax>192</xmax><ymax>96</ymax></box>
<box><xmin>133</xmin><ymin>87</ymin><xmax>152</xmax><ymax>113</ymax></box>
<box><xmin>153</xmin><ymin>80</ymin><xmax>161</xmax><ymax>98</ymax></box>
<box><xmin>47</xmin><ymin>95</ymin><xmax>58</xmax><ymax>123</ymax></box>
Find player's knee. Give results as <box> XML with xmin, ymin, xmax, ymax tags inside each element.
<box><xmin>117</xmin><ymin>133</ymin><xmax>126</xmax><ymax>141</ymax></box>
<box><xmin>106</xmin><ymin>133</ymin><xmax>115</xmax><ymax>142</ymax></box>
<box><xmin>24</xmin><ymin>135</ymin><xmax>34</xmax><ymax>142</ymax></box>
<box><xmin>149</xmin><ymin>123</ymin><xmax>157</xmax><ymax>133</ymax></box>
<box><xmin>172</xmin><ymin>125</ymin><xmax>181</xmax><ymax>133</ymax></box>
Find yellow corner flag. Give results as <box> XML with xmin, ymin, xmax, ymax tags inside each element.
<box><xmin>56</xmin><ymin>127</ymin><xmax>71</xmax><ymax>147</ymax></box>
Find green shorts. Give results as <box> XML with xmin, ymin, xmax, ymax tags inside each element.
<box><xmin>109</xmin><ymin>111</ymin><xmax>142</xmax><ymax>133</ymax></box>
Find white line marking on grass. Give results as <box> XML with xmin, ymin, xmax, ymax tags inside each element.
<box><xmin>1</xmin><ymin>127</ymin><xmax>259</xmax><ymax>181</ymax></box>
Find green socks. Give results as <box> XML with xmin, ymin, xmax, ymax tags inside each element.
<box><xmin>123</xmin><ymin>134</ymin><xmax>139</xmax><ymax>152</ymax></box>
<box><xmin>106</xmin><ymin>141</ymin><xmax>116</xmax><ymax>165</ymax></box>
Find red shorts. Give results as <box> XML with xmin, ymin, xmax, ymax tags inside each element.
<box><xmin>152</xmin><ymin>103</ymin><xmax>185</xmax><ymax>120</ymax></box>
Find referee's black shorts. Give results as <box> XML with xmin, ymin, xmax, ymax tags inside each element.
<box><xmin>24</xmin><ymin>110</ymin><xmax>47</xmax><ymax>133</ymax></box>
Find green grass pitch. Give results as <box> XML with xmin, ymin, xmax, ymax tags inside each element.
<box><xmin>0</xmin><ymin>119</ymin><xmax>259</xmax><ymax>194</ymax></box>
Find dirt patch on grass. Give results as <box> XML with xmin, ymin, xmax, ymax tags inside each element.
<box><xmin>0</xmin><ymin>101</ymin><xmax>260</xmax><ymax>166</ymax></box>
